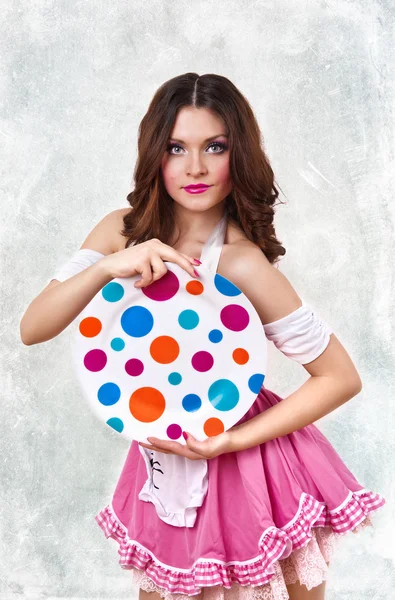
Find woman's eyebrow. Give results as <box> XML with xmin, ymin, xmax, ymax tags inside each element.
<box><xmin>169</xmin><ymin>134</ymin><xmax>228</xmax><ymax>144</ymax></box>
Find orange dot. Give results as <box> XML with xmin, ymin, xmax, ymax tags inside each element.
<box><xmin>129</xmin><ymin>387</ymin><xmax>166</xmax><ymax>423</ymax></box>
<box><xmin>186</xmin><ymin>280</ymin><xmax>204</xmax><ymax>295</ymax></box>
<box><xmin>79</xmin><ymin>317</ymin><xmax>102</xmax><ymax>337</ymax></box>
<box><xmin>204</xmin><ymin>418</ymin><xmax>225</xmax><ymax>437</ymax></box>
<box><xmin>150</xmin><ymin>336</ymin><xmax>180</xmax><ymax>364</ymax></box>
<box><xmin>232</xmin><ymin>348</ymin><xmax>249</xmax><ymax>365</ymax></box>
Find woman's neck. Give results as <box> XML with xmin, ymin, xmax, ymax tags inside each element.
<box><xmin>171</xmin><ymin>208</ymin><xmax>226</xmax><ymax>247</ymax></box>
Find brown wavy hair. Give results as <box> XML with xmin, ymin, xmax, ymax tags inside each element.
<box><xmin>121</xmin><ymin>72</ymin><xmax>286</xmax><ymax>265</ymax></box>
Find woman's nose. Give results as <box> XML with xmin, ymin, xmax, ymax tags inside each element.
<box><xmin>186</xmin><ymin>153</ymin><xmax>208</xmax><ymax>176</ymax></box>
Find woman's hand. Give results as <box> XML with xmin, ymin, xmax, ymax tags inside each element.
<box><xmin>99</xmin><ymin>238</ymin><xmax>201</xmax><ymax>287</ymax></box>
<box><xmin>139</xmin><ymin>430</ymin><xmax>234</xmax><ymax>460</ymax></box>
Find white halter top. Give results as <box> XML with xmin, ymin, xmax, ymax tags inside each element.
<box><xmin>199</xmin><ymin>212</ymin><xmax>228</xmax><ymax>272</ymax></box>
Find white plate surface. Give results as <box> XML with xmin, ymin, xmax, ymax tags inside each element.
<box><xmin>71</xmin><ymin>263</ymin><xmax>267</xmax><ymax>443</ymax></box>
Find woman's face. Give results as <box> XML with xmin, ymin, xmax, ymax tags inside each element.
<box><xmin>160</xmin><ymin>107</ymin><xmax>232</xmax><ymax>215</ymax></box>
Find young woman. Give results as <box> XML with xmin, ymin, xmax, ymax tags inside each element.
<box><xmin>21</xmin><ymin>73</ymin><xmax>386</xmax><ymax>600</ymax></box>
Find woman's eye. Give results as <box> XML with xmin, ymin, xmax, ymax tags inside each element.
<box><xmin>168</xmin><ymin>144</ymin><xmax>183</xmax><ymax>154</ymax></box>
<box><xmin>166</xmin><ymin>142</ymin><xmax>227</xmax><ymax>155</ymax></box>
<box><xmin>208</xmin><ymin>143</ymin><xmax>226</xmax><ymax>153</ymax></box>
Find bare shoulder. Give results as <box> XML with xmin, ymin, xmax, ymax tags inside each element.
<box><xmin>220</xmin><ymin>218</ymin><xmax>263</xmax><ymax>268</ymax></box>
<box><xmin>80</xmin><ymin>207</ymin><xmax>131</xmax><ymax>254</ymax></box>
<box><xmin>112</xmin><ymin>207</ymin><xmax>132</xmax><ymax>252</ymax></box>
<box><xmin>219</xmin><ymin>231</ymin><xmax>302</xmax><ymax>325</ymax></box>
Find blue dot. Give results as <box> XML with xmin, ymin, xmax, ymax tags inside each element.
<box><xmin>111</xmin><ymin>337</ymin><xmax>125</xmax><ymax>351</ymax></box>
<box><xmin>121</xmin><ymin>306</ymin><xmax>154</xmax><ymax>338</ymax></box>
<box><xmin>248</xmin><ymin>373</ymin><xmax>265</xmax><ymax>394</ymax></box>
<box><xmin>214</xmin><ymin>274</ymin><xmax>242</xmax><ymax>297</ymax></box>
<box><xmin>106</xmin><ymin>417</ymin><xmax>124</xmax><ymax>433</ymax></box>
<box><xmin>178</xmin><ymin>309</ymin><xmax>199</xmax><ymax>330</ymax></box>
<box><xmin>102</xmin><ymin>282</ymin><xmax>125</xmax><ymax>302</ymax></box>
<box><xmin>98</xmin><ymin>382</ymin><xmax>121</xmax><ymax>406</ymax></box>
<box><xmin>208</xmin><ymin>379</ymin><xmax>240</xmax><ymax>411</ymax></box>
<box><xmin>182</xmin><ymin>394</ymin><xmax>202</xmax><ymax>413</ymax></box>
<box><xmin>168</xmin><ymin>372</ymin><xmax>182</xmax><ymax>385</ymax></box>
<box><xmin>209</xmin><ymin>329</ymin><xmax>223</xmax><ymax>343</ymax></box>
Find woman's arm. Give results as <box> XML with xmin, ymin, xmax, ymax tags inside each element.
<box><xmin>220</xmin><ymin>245</ymin><xmax>363</xmax><ymax>453</ymax></box>
<box><xmin>20</xmin><ymin>210</ymin><xmax>120</xmax><ymax>345</ymax></box>
<box><xmin>229</xmin><ymin>342</ymin><xmax>362</xmax><ymax>452</ymax></box>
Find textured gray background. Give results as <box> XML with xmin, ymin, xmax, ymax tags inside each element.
<box><xmin>2</xmin><ymin>0</ymin><xmax>394</xmax><ymax>598</ymax></box>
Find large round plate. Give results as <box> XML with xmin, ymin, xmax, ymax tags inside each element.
<box><xmin>71</xmin><ymin>263</ymin><xmax>267</xmax><ymax>443</ymax></box>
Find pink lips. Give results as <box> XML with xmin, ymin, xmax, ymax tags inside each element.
<box><xmin>184</xmin><ymin>184</ymin><xmax>212</xmax><ymax>193</ymax></box>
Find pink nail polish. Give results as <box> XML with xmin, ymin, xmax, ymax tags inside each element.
<box><xmin>182</xmin><ymin>431</ymin><xmax>188</xmax><ymax>440</ymax></box>
<box><xmin>194</xmin><ymin>259</ymin><xmax>202</xmax><ymax>265</ymax></box>
<box><xmin>193</xmin><ymin>269</ymin><xmax>200</xmax><ymax>278</ymax></box>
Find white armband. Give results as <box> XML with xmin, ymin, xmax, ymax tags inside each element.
<box><xmin>49</xmin><ymin>248</ymin><xmax>105</xmax><ymax>283</ymax></box>
<box><xmin>263</xmin><ymin>298</ymin><xmax>333</xmax><ymax>365</ymax></box>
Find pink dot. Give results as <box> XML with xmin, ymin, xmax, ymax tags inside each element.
<box><xmin>167</xmin><ymin>424</ymin><xmax>182</xmax><ymax>440</ymax></box>
<box><xmin>192</xmin><ymin>351</ymin><xmax>214</xmax><ymax>372</ymax></box>
<box><xmin>142</xmin><ymin>269</ymin><xmax>180</xmax><ymax>301</ymax></box>
<box><xmin>84</xmin><ymin>349</ymin><xmax>107</xmax><ymax>372</ymax></box>
<box><xmin>125</xmin><ymin>358</ymin><xmax>144</xmax><ymax>376</ymax></box>
<box><xmin>220</xmin><ymin>304</ymin><xmax>250</xmax><ymax>332</ymax></box>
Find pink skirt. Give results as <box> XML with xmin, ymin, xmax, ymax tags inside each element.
<box><xmin>95</xmin><ymin>385</ymin><xmax>386</xmax><ymax>600</ymax></box>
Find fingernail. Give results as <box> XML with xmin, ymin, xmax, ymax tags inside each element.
<box><xmin>193</xmin><ymin>258</ymin><xmax>202</xmax><ymax>265</ymax></box>
<box><xmin>182</xmin><ymin>431</ymin><xmax>188</xmax><ymax>440</ymax></box>
<box><xmin>193</xmin><ymin>269</ymin><xmax>200</xmax><ymax>278</ymax></box>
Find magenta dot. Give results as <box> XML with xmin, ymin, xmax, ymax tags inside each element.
<box><xmin>167</xmin><ymin>424</ymin><xmax>182</xmax><ymax>440</ymax></box>
<box><xmin>220</xmin><ymin>304</ymin><xmax>250</xmax><ymax>332</ymax></box>
<box><xmin>142</xmin><ymin>270</ymin><xmax>180</xmax><ymax>302</ymax></box>
<box><xmin>125</xmin><ymin>358</ymin><xmax>144</xmax><ymax>376</ymax></box>
<box><xmin>84</xmin><ymin>349</ymin><xmax>107</xmax><ymax>372</ymax></box>
<box><xmin>191</xmin><ymin>351</ymin><xmax>214</xmax><ymax>372</ymax></box>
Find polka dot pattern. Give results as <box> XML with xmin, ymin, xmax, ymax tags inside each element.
<box><xmin>107</xmin><ymin>417</ymin><xmax>124</xmax><ymax>433</ymax></box>
<box><xmin>150</xmin><ymin>336</ymin><xmax>179</xmax><ymax>364</ymax></box>
<box><xmin>220</xmin><ymin>304</ymin><xmax>250</xmax><ymax>332</ymax></box>
<box><xmin>182</xmin><ymin>394</ymin><xmax>202</xmax><ymax>413</ymax></box>
<box><xmin>233</xmin><ymin>348</ymin><xmax>249</xmax><ymax>365</ymax></box>
<box><xmin>111</xmin><ymin>337</ymin><xmax>125</xmax><ymax>351</ymax></box>
<box><xmin>121</xmin><ymin>306</ymin><xmax>154</xmax><ymax>338</ymax></box>
<box><xmin>98</xmin><ymin>382</ymin><xmax>121</xmax><ymax>406</ymax></box>
<box><xmin>129</xmin><ymin>387</ymin><xmax>166</xmax><ymax>423</ymax></box>
<box><xmin>102</xmin><ymin>282</ymin><xmax>124</xmax><ymax>302</ymax></box>
<box><xmin>79</xmin><ymin>316</ymin><xmax>102</xmax><ymax>337</ymax></box>
<box><xmin>186</xmin><ymin>280</ymin><xmax>204</xmax><ymax>295</ymax></box>
<box><xmin>168</xmin><ymin>372</ymin><xmax>182</xmax><ymax>385</ymax></box>
<box><xmin>167</xmin><ymin>423</ymin><xmax>182</xmax><ymax>440</ymax></box>
<box><xmin>204</xmin><ymin>417</ymin><xmax>225</xmax><ymax>437</ymax></box>
<box><xmin>248</xmin><ymin>373</ymin><xmax>265</xmax><ymax>394</ymax></box>
<box><xmin>74</xmin><ymin>262</ymin><xmax>267</xmax><ymax>443</ymax></box>
<box><xmin>191</xmin><ymin>351</ymin><xmax>214</xmax><ymax>372</ymax></box>
<box><xmin>208</xmin><ymin>329</ymin><xmax>223</xmax><ymax>343</ymax></box>
<box><xmin>125</xmin><ymin>358</ymin><xmax>144</xmax><ymax>376</ymax></box>
<box><xmin>208</xmin><ymin>379</ymin><xmax>240</xmax><ymax>411</ymax></box>
<box><xmin>214</xmin><ymin>274</ymin><xmax>242</xmax><ymax>297</ymax></box>
<box><xmin>84</xmin><ymin>349</ymin><xmax>107</xmax><ymax>372</ymax></box>
<box><xmin>178</xmin><ymin>309</ymin><xmax>199</xmax><ymax>330</ymax></box>
<box><xmin>142</xmin><ymin>270</ymin><xmax>179</xmax><ymax>301</ymax></box>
